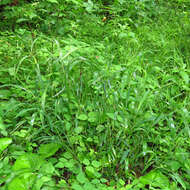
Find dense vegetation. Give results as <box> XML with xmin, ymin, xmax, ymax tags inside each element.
<box><xmin>0</xmin><ymin>0</ymin><xmax>190</xmax><ymax>189</ymax></box>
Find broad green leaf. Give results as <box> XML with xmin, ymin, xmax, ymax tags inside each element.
<box><xmin>65</xmin><ymin>159</ymin><xmax>76</xmax><ymax>169</ymax></box>
<box><xmin>8</xmin><ymin>177</ymin><xmax>27</xmax><ymax>190</ymax></box>
<box><xmin>76</xmin><ymin>172</ymin><xmax>88</xmax><ymax>184</ymax></box>
<box><xmin>77</xmin><ymin>114</ymin><xmax>88</xmax><ymax>121</ymax></box>
<box><xmin>33</xmin><ymin>176</ymin><xmax>51</xmax><ymax>190</ymax></box>
<box><xmin>62</xmin><ymin>152</ymin><xmax>73</xmax><ymax>159</ymax></box>
<box><xmin>74</xmin><ymin>126</ymin><xmax>83</xmax><ymax>134</ymax></box>
<box><xmin>96</xmin><ymin>125</ymin><xmax>105</xmax><ymax>133</ymax></box>
<box><xmin>72</xmin><ymin>183</ymin><xmax>83</xmax><ymax>190</ymax></box>
<box><xmin>83</xmin><ymin>182</ymin><xmax>96</xmax><ymax>190</ymax></box>
<box><xmin>0</xmin><ymin>90</ymin><xmax>11</xmax><ymax>99</ymax></box>
<box><xmin>88</xmin><ymin>112</ymin><xmax>98</xmax><ymax>123</ymax></box>
<box><xmin>139</xmin><ymin>170</ymin><xmax>169</xmax><ymax>188</ymax></box>
<box><xmin>106</xmin><ymin>113</ymin><xmax>115</xmax><ymax>120</ymax></box>
<box><xmin>58</xmin><ymin>179</ymin><xmax>67</xmax><ymax>187</ymax></box>
<box><xmin>55</xmin><ymin>161</ymin><xmax>65</xmax><ymax>168</ymax></box>
<box><xmin>92</xmin><ymin>160</ymin><xmax>101</xmax><ymax>168</ymax></box>
<box><xmin>40</xmin><ymin>162</ymin><xmax>55</xmax><ymax>174</ymax></box>
<box><xmin>85</xmin><ymin>166</ymin><xmax>95</xmax><ymax>178</ymax></box>
<box><xmin>85</xmin><ymin>166</ymin><xmax>101</xmax><ymax>178</ymax></box>
<box><xmin>118</xmin><ymin>179</ymin><xmax>125</xmax><ymax>186</ymax></box>
<box><xmin>167</xmin><ymin>160</ymin><xmax>181</xmax><ymax>171</ymax></box>
<box><xmin>38</xmin><ymin>143</ymin><xmax>61</xmax><ymax>158</ymax></box>
<box><xmin>82</xmin><ymin>158</ymin><xmax>90</xmax><ymax>166</ymax></box>
<box><xmin>13</xmin><ymin>153</ymin><xmax>44</xmax><ymax>171</ymax></box>
<box><xmin>180</xmin><ymin>71</ymin><xmax>189</xmax><ymax>84</ymax></box>
<box><xmin>13</xmin><ymin>155</ymin><xmax>31</xmax><ymax>171</ymax></box>
<box><xmin>117</xmin><ymin>115</ymin><xmax>123</xmax><ymax>122</ymax></box>
<box><xmin>0</xmin><ymin>138</ymin><xmax>12</xmax><ymax>153</ymax></box>
<box><xmin>8</xmin><ymin>173</ymin><xmax>36</xmax><ymax>190</ymax></box>
<box><xmin>100</xmin><ymin>178</ymin><xmax>108</xmax><ymax>183</ymax></box>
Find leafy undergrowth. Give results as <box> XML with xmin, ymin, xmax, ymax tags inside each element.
<box><xmin>0</xmin><ymin>0</ymin><xmax>190</xmax><ymax>189</ymax></box>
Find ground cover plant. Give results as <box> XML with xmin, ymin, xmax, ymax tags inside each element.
<box><xmin>0</xmin><ymin>0</ymin><xmax>190</xmax><ymax>189</ymax></box>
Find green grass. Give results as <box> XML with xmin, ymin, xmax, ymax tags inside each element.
<box><xmin>0</xmin><ymin>1</ymin><xmax>190</xmax><ymax>189</ymax></box>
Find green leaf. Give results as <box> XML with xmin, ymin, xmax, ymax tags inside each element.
<box><xmin>180</xmin><ymin>71</ymin><xmax>189</xmax><ymax>84</ymax></box>
<box><xmin>8</xmin><ymin>173</ymin><xmax>36</xmax><ymax>190</ymax></box>
<box><xmin>106</xmin><ymin>113</ymin><xmax>115</xmax><ymax>120</ymax></box>
<box><xmin>172</xmin><ymin>173</ymin><xmax>186</xmax><ymax>190</ymax></box>
<box><xmin>82</xmin><ymin>158</ymin><xmax>90</xmax><ymax>166</ymax></box>
<box><xmin>85</xmin><ymin>166</ymin><xmax>95</xmax><ymax>177</ymax></box>
<box><xmin>34</xmin><ymin>176</ymin><xmax>51</xmax><ymax>190</ymax></box>
<box><xmin>72</xmin><ymin>183</ymin><xmax>83</xmax><ymax>190</ymax></box>
<box><xmin>13</xmin><ymin>153</ymin><xmax>44</xmax><ymax>171</ymax></box>
<box><xmin>100</xmin><ymin>178</ymin><xmax>108</xmax><ymax>183</ymax></box>
<box><xmin>85</xmin><ymin>166</ymin><xmax>101</xmax><ymax>178</ymax></box>
<box><xmin>96</xmin><ymin>125</ymin><xmax>105</xmax><ymax>133</ymax></box>
<box><xmin>40</xmin><ymin>162</ymin><xmax>55</xmax><ymax>174</ymax></box>
<box><xmin>8</xmin><ymin>177</ymin><xmax>27</xmax><ymax>190</ymax></box>
<box><xmin>74</xmin><ymin>126</ymin><xmax>83</xmax><ymax>134</ymax></box>
<box><xmin>0</xmin><ymin>118</ymin><xmax>7</xmax><ymax>136</ymax></box>
<box><xmin>83</xmin><ymin>182</ymin><xmax>96</xmax><ymax>190</ymax></box>
<box><xmin>0</xmin><ymin>90</ymin><xmax>11</xmax><ymax>99</ymax></box>
<box><xmin>139</xmin><ymin>170</ymin><xmax>170</xmax><ymax>188</ymax></box>
<box><xmin>167</xmin><ymin>160</ymin><xmax>181</xmax><ymax>171</ymax></box>
<box><xmin>13</xmin><ymin>155</ymin><xmax>31</xmax><ymax>171</ymax></box>
<box><xmin>77</xmin><ymin>114</ymin><xmax>88</xmax><ymax>121</ymax></box>
<box><xmin>62</xmin><ymin>152</ymin><xmax>73</xmax><ymax>159</ymax></box>
<box><xmin>38</xmin><ymin>143</ymin><xmax>61</xmax><ymax>158</ymax></box>
<box><xmin>55</xmin><ymin>161</ymin><xmax>65</xmax><ymax>168</ymax></box>
<box><xmin>76</xmin><ymin>172</ymin><xmax>88</xmax><ymax>184</ymax></box>
<box><xmin>0</xmin><ymin>138</ymin><xmax>12</xmax><ymax>153</ymax></box>
<box><xmin>92</xmin><ymin>160</ymin><xmax>101</xmax><ymax>168</ymax></box>
<box><xmin>88</xmin><ymin>112</ymin><xmax>98</xmax><ymax>123</ymax></box>
<box><xmin>13</xmin><ymin>130</ymin><xmax>27</xmax><ymax>138</ymax></box>
<box><xmin>47</xmin><ymin>0</ymin><xmax>58</xmax><ymax>3</ymax></box>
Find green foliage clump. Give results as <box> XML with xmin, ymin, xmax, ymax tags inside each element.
<box><xmin>0</xmin><ymin>0</ymin><xmax>190</xmax><ymax>189</ymax></box>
